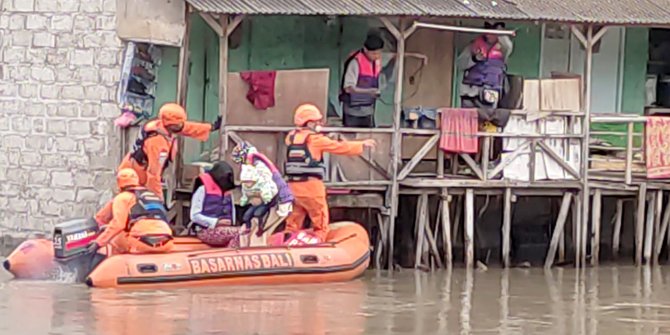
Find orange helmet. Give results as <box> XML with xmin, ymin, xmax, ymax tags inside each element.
<box><xmin>293</xmin><ymin>104</ymin><xmax>322</xmax><ymax>126</ymax></box>
<box><xmin>159</xmin><ymin>103</ymin><xmax>187</xmax><ymax>127</ymax></box>
<box><xmin>116</xmin><ymin>168</ymin><xmax>140</xmax><ymax>189</ymax></box>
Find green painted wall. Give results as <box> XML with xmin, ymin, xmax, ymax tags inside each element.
<box><xmin>591</xmin><ymin>27</ymin><xmax>648</xmax><ymax>147</ymax></box>
<box><xmin>156</xmin><ymin>15</ymin><xmax>389</xmax><ymax>163</ymax></box>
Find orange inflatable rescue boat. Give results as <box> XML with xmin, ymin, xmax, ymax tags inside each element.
<box><xmin>3</xmin><ymin>218</ymin><xmax>370</xmax><ymax>288</ymax></box>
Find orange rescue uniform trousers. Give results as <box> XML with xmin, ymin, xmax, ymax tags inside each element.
<box><xmin>284</xmin><ymin>130</ymin><xmax>365</xmax><ymax>241</ymax></box>
<box><xmin>95</xmin><ymin>120</ymin><xmax>212</xmax><ymax>225</ymax></box>
<box><xmin>95</xmin><ymin>191</ymin><xmax>174</xmax><ymax>255</ymax></box>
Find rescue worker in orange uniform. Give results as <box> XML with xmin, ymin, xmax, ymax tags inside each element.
<box><xmin>86</xmin><ymin>169</ymin><xmax>174</xmax><ymax>255</ymax></box>
<box><xmin>95</xmin><ymin>102</ymin><xmax>221</xmax><ymax>226</ymax></box>
<box><xmin>284</xmin><ymin>104</ymin><xmax>376</xmax><ymax>241</ymax></box>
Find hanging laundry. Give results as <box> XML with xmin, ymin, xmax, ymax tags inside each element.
<box><xmin>646</xmin><ymin>117</ymin><xmax>670</xmax><ymax>179</ymax></box>
<box><xmin>240</xmin><ymin>70</ymin><xmax>277</xmax><ymax>110</ymax></box>
<box><xmin>439</xmin><ymin>108</ymin><xmax>479</xmax><ymax>154</ymax></box>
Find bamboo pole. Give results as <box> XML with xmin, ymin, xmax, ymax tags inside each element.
<box><xmin>502</xmin><ymin>188</ymin><xmax>512</xmax><ymax>268</ymax></box>
<box><xmin>545</xmin><ymin>192</ymin><xmax>573</xmax><ymax>269</ymax></box>
<box><xmin>590</xmin><ymin>188</ymin><xmax>602</xmax><ymax>266</ymax></box>
<box><xmin>465</xmin><ymin>189</ymin><xmax>475</xmax><ymax>268</ymax></box>
<box><xmin>612</xmin><ymin>199</ymin><xmax>624</xmax><ymax>259</ymax></box>
<box><xmin>636</xmin><ymin>183</ymin><xmax>648</xmax><ymax>265</ymax></box>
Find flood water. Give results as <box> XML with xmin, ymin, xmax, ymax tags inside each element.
<box><xmin>2</xmin><ymin>265</ymin><xmax>670</xmax><ymax>334</ymax></box>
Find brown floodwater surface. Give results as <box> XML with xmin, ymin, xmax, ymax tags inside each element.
<box><xmin>2</xmin><ymin>265</ymin><xmax>670</xmax><ymax>334</ymax></box>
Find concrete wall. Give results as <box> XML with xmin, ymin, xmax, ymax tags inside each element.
<box><xmin>0</xmin><ymin>0</ymin><xmax>123</xmax><ymax>232</ymax></box>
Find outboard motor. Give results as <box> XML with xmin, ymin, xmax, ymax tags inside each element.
<box><xmin>52</xmin><ymin>218</ymin><xmax>105</xmax><ymax>282</ymax></box>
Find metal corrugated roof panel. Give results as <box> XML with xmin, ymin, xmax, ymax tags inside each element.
<box><xmin>186</xmin><ymin>0</ymin><xmax>670</xmax><ymax>25</ymax></box>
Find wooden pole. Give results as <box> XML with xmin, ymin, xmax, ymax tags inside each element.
<box><xmin>636</xmin><ymin>183</ymin><xmax>647</xmax><ymax>265</ymax></box>
<box><xmin>174</xmin><ymin>6</ymin><xmax>192</xmax><ymax>190</ymax></box>
<box><xmin>415</xmin><ymin>194</ymin><xmax>427</xmax><ymax>269</ymax></box>
<box><xmin>380</xmin><ymin>17</ymin><xmax>405</xmax><ymax>271</ymax></box>
<box><xmin>652</xmin><ymin>191</ymin><xmax>663</xmax><ymax>265</ymax></box>
<box><xmin>217</xmin><ymin>15</ymin><xmax>230</xmax><ymax>160</ymax></box>
<box><xmin>654</xmin><ymin>197</ymin><xmax>670</xmax><ymax>262</ymax></box>
<box><xmin>482</xmin><ymin>136</ymin><xmax>491</xmax><ymax>181</ymax></box>
<box><xmin>465</xmin><ymin>188</ymin><xmax>475</xmax><ymax>268</ymax></box>
<box><xmin>502</xmin><ymin>188</ymin><xmax>512</xmax><ymax>268</ymax></box>
<box><xmin>612</xmin><ymin>199</ymin><xmax>624</xmax><ymax>259</ymax></box>
<box><xmin>590</xmin><ymin>188</ymin><xmax>602</xmax><ymax>266</ymax></box>
<box><xmin>644</xmin><ymin>191</ymin><xmax>656</xmax><ymax>264</ymax></box>
<box><xmin>579</xmin><ymin>25</ymin><xmax>595</xmax><ymax>269</ymax></box>
<box><xmin>625</xmin><ymin>122</ymin><xmax>634</xmax><ymax>184</ymax></box>
<box><xmin>440</xmin><ymin>188</ymin><xmax>452</xmax><ymax>267</ymax></box>
<box><xmin>545</xmin><ymin>192</ymin><xmax>573</xmax><ymax>269</ymax></box>
<box><xmin>573</xmin><ymin>191</ymin><xmax>583</xmax><ymax>268</ymax></box>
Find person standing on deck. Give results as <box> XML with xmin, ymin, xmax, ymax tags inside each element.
<box><xmin>94</xmin><ymin>103</ymin><xmax>222</xmax><ymax>226</ymax></box>
<box><xmin>339</xmin><ymin>33</ymin><xmax>428</xmax><ymax>128</ymax></box>
<box><xmin>283</xmin><ymin>104</ymin><xmax>376</xmax><ymax>241</ymax></box>
<box><xmin>456</xmin><ymin>22</ymin><xmax>513</xmax><ymax>112</ymax></box>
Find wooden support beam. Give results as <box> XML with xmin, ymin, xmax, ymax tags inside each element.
<box><xmin>424</xmin><ymin>205</ymin><xmax>444</xmax><ymax>269</ymax></box>
<box><xmin>398</xmin><ymin>134</ymin><xmax>439</xmax><ymax>180</ymax></box>
<box><xmin>358</xmin><ymin>154</ymin><xmax>391</xmax><ymax>180</ymax></box>
<box><xmin>655</xmin><ymin>196</ymin><xmax>670</xmax><ymax>262</ymax></box>
<box><xmin>375</xmin><ymin>212</ymin><xmax>387</xmax><ymax>269</ymax></box>
<box><xmin>612</xmin><ymin>199</ymin><xmax>624</xmax><ymax>259</ymax></box>
<box><xmin>487</xmin><ymin>141</ymin><xmax>531</xmax><ymax>179</ymax></box>
<box><xmin>545</xmin><ymin>192</ymin><xmax>573</xmax><ymax>269</ymax></box>
<box><xmin>537</xmin><ymin>141</ymin><xmax>580</xmax><ymax>179</ymax></box>
<box><xmin>590</xmin><ymin>189</ymin><xmax>602</xmax><ymax>266</ymax></box>
<box><xmin>636</xmin><ymin>183</ymin><xmax>648</xmax><ymax>266</ymax></box>
<box><xmin>625</xmin><ymin>122</ymin><xmax>634</xmax><ymax>185</ymax></box>
<box><xmin>481</xmin><ymin>137</ymin><xmax>491</xmax><ymax>181</ymax></box>
<box><xmin>379</xmin><ymin>17</ymin><xmax>406</xmax><ymax>270</ymax></box>
<box><xmin>502</xmin><ymin>188</ymin><xmax>512</xmax><ymax>268</ymax></box>
<box><xmin>465</xmin><ymin>189</ymin><xmax>475</xmax><ymax>268</ymax></box>
<box><xmin>652</xmin><ymin>191</ymin><xmax>663</xmax><ymax>265</ymax></box>
<box><xmin>460</xmin><ymin>153</ymin><xmax>485</xmax><ymax>180</ymax></box>
<box><xmin>199</xmin><ymin>13</ymin><xmax>222</xmax><ymax>36</ymax></box>
<box><xmin>578</xmin><ymin>24</ymin><xmax>595</xmax><ymax>268</ymax></box>
<box><xmin>175</xmin><ymin>6</ymin><xmax>192</xmax><ymax>189</ymax></box>
<box><xmin>644</xmin><ymin>191</ymin><xmax>656</xmax><ymax>264</ymax></box>
<box><xmin>440</xmin><ymin>188</ymin><xmax>452</xmax><ymax>267</ymax></box>
<box><xmin>415</xmin><ymin>194</ymin><xmax>428</xmax><ymax>269</ymax></box>
<box><xmin>572</xmin><ymin>194</ymin><xmax>583</xmax><ymax>269</ymax></box>
<box><xmin>227</xmin><ymin>15</ymin><xmax>244</xmax><ymax>37</ymax></box>
<box><xmin>217</xmin><ymin>14</ymin><xmax>230</xmax><ymax>160</ymax></box>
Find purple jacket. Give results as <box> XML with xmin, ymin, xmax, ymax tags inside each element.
<box><xmin>247</xmin><ymin>152</ymin><xmax>294</xmax><ymax>204</ymax></box>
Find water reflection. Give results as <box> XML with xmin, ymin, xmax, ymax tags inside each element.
<box><xmin>3</xmin><ymin>266</ymin><xmax>670</xmax><ymax>334</ymax></box>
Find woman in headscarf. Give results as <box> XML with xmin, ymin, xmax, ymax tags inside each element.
<box><xmin>189</xmin><ymin>161</ymin><xmax>240</xmax><ymax>247</ymax></box>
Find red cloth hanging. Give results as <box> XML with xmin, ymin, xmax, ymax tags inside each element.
<box><xmin>646</xmin><ymin>116</ymin><xmax>670</xmax><ymax>179</ymax></box>
<box><xmin>240</xmin><ymin>71</ymin><xmax>277</xmax><ymax>110</ymax></box>
<box><xmin>439</xmin><ymin>108</ymin><xmax>479</xmax><ymax>154</ymax></box>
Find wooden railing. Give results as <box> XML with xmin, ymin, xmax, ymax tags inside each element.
<box><xmin>589</xmin><ymin>114</ymin><xmax>647</xmax><ymax>185</ymax></box>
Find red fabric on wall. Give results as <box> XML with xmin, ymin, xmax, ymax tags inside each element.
<box><xmin>439</xmin><ymin>108</ymin><xmax>479</xmax><ymax>154</ymax></box>
<box><xmin>240</xmin><ymin>71</ymin><xmax>277</xmax><ymax>110</ymax></box>
<box><xmin>646</xmin><ymin>116</ymin><xmax>670</xmax><ymax>179</ymax></box>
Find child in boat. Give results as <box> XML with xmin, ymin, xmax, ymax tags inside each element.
<box><xmin>231</xmin><ymin>141</ymin><xmax>294</xmax><ymax>217</ymax></box>
<box><xmin>189</xmin><ymin>161</ymin><xmax>241</xmax><ymax>248</ymax></box>
<box><xmin>239</xmin><ymin>163</ymin><xmax>278</xmax><ymax>233</ymax></box>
